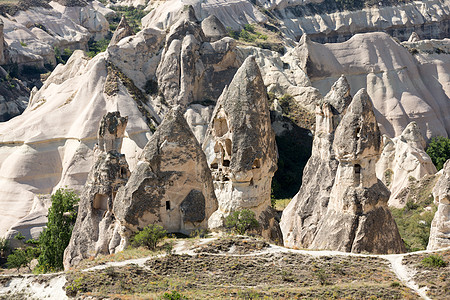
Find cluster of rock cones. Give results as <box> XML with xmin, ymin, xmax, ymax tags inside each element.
<box><xmin>64</xmin><ymin>55</ymin><xmax>410</xmax><ymax>269</ymax></box>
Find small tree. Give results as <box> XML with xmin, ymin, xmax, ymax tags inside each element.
<box><xmin>426</xmin><ymin>136</ymin><xmax>450</xmax><ymax>170</ymax></box>
<box><xmin>131</xmin><ymin>224</ymin><xmax>167</xmax><ymax>250</ymax></box>
<box><xmin>6</xmin><ymin>247</ymin><xmax>39</xmax><ymax>272</ymax></box>
<box><xmin>37</xmin><ymin>188</ymin><xmax>79</xmax><ymax>272</ymax></box>
<box><xmin>225</xmin><ymin>209</ymin><xmax>259</xmax><ymax>235</ymax></box>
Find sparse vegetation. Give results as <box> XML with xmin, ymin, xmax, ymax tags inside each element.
<box><xmin>422</xmin><ymin>255</ymin><xmax>447</xmax><ymax>268</ymax></box>
<box><xmin>224</xmin><ymin>209</ymin><xmax>259</xmax><ymax>235</ymax></box>
<box><xmin>161</xmin><ymin>290</ymin><xmax>188</xmax><ymax>300</ymax></box>
<box><xmin>131</xmin><ymin>224</ymin><xmax>167</xmax><ymax>250</ymax></box>
<box><xmin>55</xmin><ymin>47</ymin><xmax>74</xmax><ymax>65</ymax></box>
<box><xmin>108</xmin><ymin>5</ymin><xmax>147</xmax><ymax>34</ymax></box>
<box><xmin>87</xmin><ymin>38</ymin><xmax>110</xmax><ymax>58</ymax></box>
<box><xmin>227</xmin><ymin>23</ymin><xmax>284</xmax><ymax>54</ymax></box>
<box><xmin>37</xmin><ymin>188</ymin><xmax>79</xmax><ymax>272</ymax></box>
<box><xmin>426</xmin><ymin>136</ymin><xmax>450</xmax><ymax>170</ymax></box>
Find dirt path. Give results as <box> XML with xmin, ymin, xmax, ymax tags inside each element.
<box><xmin>1</xmin><ymin>238</ymin><xmax>448</xmax><ymax>299</ymax></box>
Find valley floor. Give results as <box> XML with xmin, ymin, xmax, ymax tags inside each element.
<box><xmin>0</xmin><ymin>235</ymin><xmax>449</xmax><ymax>299</ymax></box>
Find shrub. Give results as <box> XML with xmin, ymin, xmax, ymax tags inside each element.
<box><xmin>422</xmin><ymin>255</ymin><xmax>447</xmax><ymax>268</ymax></box>
<box><xmin>37</xmin><ymin>188</ymin><xmax>79</xmax><ymax>272</ymax></box>
<box><xmin>0</xmin><ymin>238</ymin><xmax>9</xmax><ymax>259</ymax></box>
<box><xmin>225</xmin><ymin>209</ymin><xmax>259</xmax><ymax>235</ymax></box>
<box><xmin>131</xmin><ymin>224</ymin><xmax>167</xmax><ymax>250</ymax></box>
<box><xmin>426</xmin><ymin>136</ymin><xmax>450</xmax><ymax>170</ymax></box>
<box><xmin>6</xmin><ymin>246</ymin><xmax>39</xmax><ymax>272</ymax></box>
<box><xmin>161</xmin><ymin>290</ymin><xmax>188</xmax><ymax>300</ymax></box>
<box><xmin>87</xmin><ymin>39</ymin><xmax>110</xmax><ymax>58</ymax></box>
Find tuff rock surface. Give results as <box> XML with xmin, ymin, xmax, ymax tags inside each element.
<box><xmin>428</xmin><ymin>160</ymin><xmax>450</xmax><ymax>250</ymax></box>
<box><xmin>203</xmin><ymin>56</ymin><xmax>282</xmax><ymax>243</ymax></box>
<box><xmin>376</xmin><ymin>122</ymin><xmax>437</xmax><ymax>207</ymax></box>
<box><xmin>64</xmin><ymin>111</ymin><xmax>130</xmax><ymax>269</ymax></box>
<box><xmin>282</xmin><ymin>87</ymin><xmax>405</xmax><ymax>254</ymax></box>
<box><xmin>109</xmin><ymin>16</ymin><xmax>134</xmax><ymax>47</ymax></box>
<box><xmin>280</xmin><ymin>75</ymin><xmax>350</xmax><ymax>248</ymax></box>
<box><xmin>113</xmin><ymin>109</ymin><xmax>218</xmax><ymax>246</ymax></box>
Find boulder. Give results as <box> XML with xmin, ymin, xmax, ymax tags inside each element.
<box><xmin>201</xmin><ymin>15</ymin><xmax>227</xmax><ymax>42</ymax></box>
<box><xmin>203</xmin><ymin>56</ymin><xmax>282</xmax><ymax>243</ymax></box>
<box><xmin>376</xmin><ymin>122</ymin><xmax>437</xmax><ymax>207</ymax></box>
<box><xmin>64</xmin><ymin>111</ymin><xmax>130</xmax><ymax>269</ymax></box>
<box><xmin>113</xmin><ymin>108</ymin><xmax>218</xmax><ymax>247</ymax></box>
<box><xmin>428</xmin><ymin>160</ymin><xmax>450</xmax><ymax>250</ymax></box>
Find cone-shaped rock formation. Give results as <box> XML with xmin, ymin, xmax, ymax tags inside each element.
<box><xmin>203</xmin><ymin>56</ymin><xmax>282</xmax><ymax>243</ymax></box>
<box><xmin>113</xmin><ymin>108</ymin><xmax>218</xmax><ymax>248</ymax></box>
<box><xmin>64</xmin><ymin>112</ymin><xmax>130</xmax><ymax>269</ymax></box>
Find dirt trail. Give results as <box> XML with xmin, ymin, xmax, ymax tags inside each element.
<box><xmin>1</xmin><ymin>237</ymin><xmax>448</xmax><ymax>299</ymax></box>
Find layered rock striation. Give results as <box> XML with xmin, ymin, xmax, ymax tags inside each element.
<box><xmin>203</xmin><ymin>56</ymin><xmax>282</xmax><ymax>243</ymax></box>
<box><xmin>428</xmin><ymin>160</ymin><xmax>450</xmax><ymax>250</ymax></box>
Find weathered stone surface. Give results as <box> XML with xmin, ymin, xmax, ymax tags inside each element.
<box><xmin>155</xmin><ymin>6</ymin><xmax>241</xmax><ymax>108</ymax></box>
<box><xmin>281</xmin><ymin>86</ymin><xmax>405</xmax><ymax>254</ymax></box>
<box><xmin>311</xmin><ymin>89</ymin><xmax>405</xmax><ymax>254</ymax></box>
<box><xmin>428</xmin><ymin>160</ymin><xmax>450</xmax><ymax>250</ymax></box>
<box><xmin>280</xmin><ymin>76</ymin><xmax>349</xmax><ymax>248</ymax></box>
<box><xmin>201</xmin><ymin>15</ymin><xmax>227</xmax><ymax>42</ymax></box>
<box><xmin>109</xmin><ymin>16</ymin><xmax>134</xmax><ymax>46</ymax></box>
<box><xmin>376</xmin><ymin>122</ymin><xmax>437</xmax><ymax>207</ymax></box>
<box><xmin>203</xmin><ymin>56</ymin><xmax>281</xmax><ymax>243</ymax></box>
<box><xmin>113</xmin><ymin>109</ymin><xmax>217</xmax><ymax>247</ymax></box>
<box><xmin>64</xmin><ymin>111</ymin><xmax>130</xmax><ymax>269</ymax></box>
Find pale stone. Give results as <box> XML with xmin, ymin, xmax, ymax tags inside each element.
<box><xmin>428</xmin><ymin>160</ymin><xmax>450</xmax><ymax>250</ymax></box>
<box><xmin>113</xmin><ymin>109</ymin><xmax>218</xmax><ymax>248</ymax></box>
<box><xmin>376</xmin><ymin>122</ymin><xmax>437</xmax><ymax>207</ymax></box>
<box><xmin>64</xmin><ymin>112</ymin><xmax>130</xmax><ymax>269</ymax></box>
<box><xmin>203</xmin><ymin>56</ymin><xmax>282</xmax><ymax>243</ymax></box>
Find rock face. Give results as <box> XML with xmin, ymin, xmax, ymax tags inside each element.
<box><xmin>376</xmin><ymin>122</ymin><xmax>437</xmax><ymax>207</ymax></box>
<box><xmin>282</xmin><ymin>87</ymin><xmax>405</xmax><ymax>254</ymax></box>
<box><xmin>203</xmin><ymin>56</ymin><xmax>282</xmax><ymax>243</ymax></box>
<box><xmin>310</xmin><ymin>89</ymin><xmax>405</xmax><ymax>254</ymax></box>
<box><xmin>113</xmin><ymin>109</ymin><xmax>217</xmax><ymax>245</ymax></box>
<box><xmin>280</xmin><ymin>75</ymin><xmax>350</xmax><ymax>248</ymax></box>
<box><xmin>64</xmin><ymin>111</ymin><xmax>130</xmax><ymax>269</ymax></box>
<box><xmin>428</xmin><ymin>160</ymin><xmax>450</xmax><ymax>250</ymax></box>
<box><xmin>109</xmin><ymin>16</ymin><xmax>134</xmax><ymax>46</ymax></box>
<box><xmin>155</xmin><ymin>6</ymin><xmax>241</xmax><ymax>108</ymax></box>
<box><xmin>0</xmin><ymin>50</ymin><xmax>153</xmax><ymax>240</ymax></box>
<box><xmin>301</xmin><ymin>32</ymin><xmax>450</xmax><ymax>140</ymax></box>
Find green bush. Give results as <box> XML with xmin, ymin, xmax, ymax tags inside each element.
<box><xmin>161</xmin><ymin>290</ymin><xmax>188</xmax><ymax>300</ymax></box>
<box><xmin>6</xmin><ymin>246</ymin><xmax>40</xmax><ymax>272</ymax></box>
<box><xmin>225</xmin><ymin>209</ymin><xmax>259</xmax><ymax>235</ymax></box>
<box><xmin>422</xmin><ymin>255</ymin><xmax>447</xmax><ymax>268</ymax></box>
<box><xmin>131</xmin><ymin>224</ymin><xmax>167</xmax><ymax>250</ymax></box>
<box><xmin>87</xmin><ymin>39</ymin><xmax>110</xmax><ymax>58</ymax></box>
<box><xmin>37</xmin><ymin>188</ymin><xmax>79</xmax><ymax>272</ymax></box>
<box><xmin>426</xmin><ymin>136</ymin><xmax>450</xmax><ymax>170</ymax></box>
<box><xmin>0</xmin><ymin>238</ymin><xmax>9</xmax><ymax>259</ymax></box>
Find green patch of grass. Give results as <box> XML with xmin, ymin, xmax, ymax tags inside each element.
<box><xmin>272</xmin><ymin>198</ymin><xmax>291</xmax><ymax>211</ymax></box>
<box><xmin>422</xmin><ymin>255</ymin><xmax>447</xmax><ymax>268</ymax></box>
<box><xmin>390</xmin><ymin>175</ymin><xmax>439</xmax><ymax>252</ymax></box>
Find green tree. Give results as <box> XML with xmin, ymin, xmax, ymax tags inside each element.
<box><xmin>426</xmin><ymin>136</ymin><xmax>450</xmax><ymax>170</ymax></box>
<box><xmin>225</xmin><ymin>209</ymin><xmax>259</xmax><ymax>235</ymax></box>
<box><xmin>131</xmin><ymin>224</ymin><xmax>167</xmax><ymax>250</ymax></box>
<box><xmin>0</xmin><ymin>238</ymin><xmax>9</xmax><ymax>260</ymax></box>
<box><xmin>6</xmin><ymin>246</ymin><xmax>39</xmax><ymax>272</ymax></box>
<box><xmin>37</xmin><ymin>188</ymin><xmax>79</xmax><ymax>272</ymax></box>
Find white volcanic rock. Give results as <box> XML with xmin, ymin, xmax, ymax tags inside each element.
<box><xmin>301</xmin><ymin>32</ymin><xmax>450</xmax><ymax>140</ymax></box>
<box><xmin>142</xmin><ymin>0</ymin><xmax>267</xmax><ymax>30</ymax></box>
<box><xmin>280</xmin><ymin>76</ymin><xmax>349</xmax><ymax>248</ymax></box>
<box><xmin>428</xmin><ymin>160</ymin><xmax>450</xmax><ymax>250</ymax></box>
<box><xmin>272</xmin><ymin>0</ymin><xmax>450</xmax><ymax>41</ymax></box>
<box><xmin>0</xmin><ymin>51</ymin><xmax>153</xmax><ymax>239</ymax></box>
<box><xmin>113</xmin><ymin>109</ymin><xmax>218</xmax><ymax>244</ymax></box>
<box><xmin>64</xmin><ymin>111</ymin><xmax>130</xmax><ymax>269</ymax></box>
<box><xmin>203</xmin><ymin>56</ymin><xmax>282</xmax><ymax>243</ymax></box>
<box><xmin>310</xmin><ymin>89</ymin><xmax>405</xmax><ymax>253</ymax></box>
<box><xmin>376</xmin><ymin>122</ymin><xmax>437</xmax><ymax>208</ymax></box>
<box><xmin>1</xmin><ymin>0</ymin><xmax>111</xmax><ymax>67</ymax></box>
